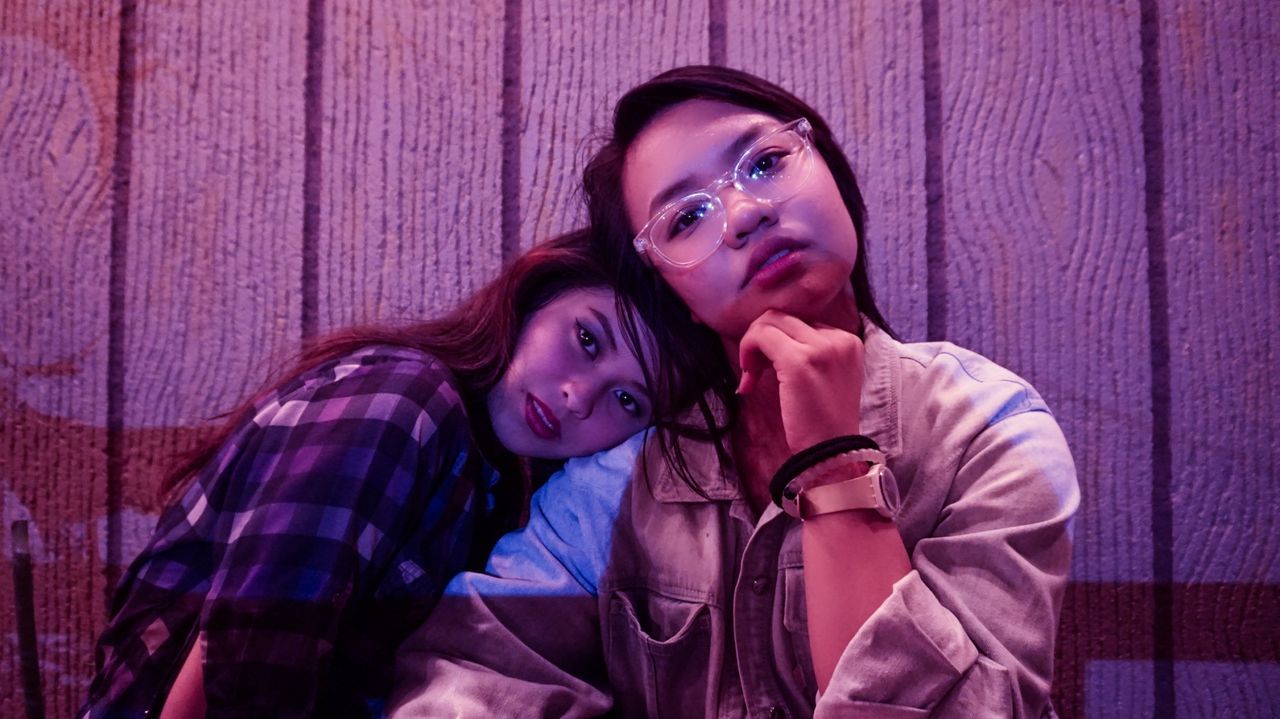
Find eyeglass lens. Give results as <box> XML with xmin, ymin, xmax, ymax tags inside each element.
<box><xmin>649</xmin><ymin>127</ymin><xmax>812</xmax><ymax>266</ymax></box>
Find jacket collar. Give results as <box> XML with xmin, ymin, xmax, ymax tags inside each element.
<box><xmin>646</xmin><ymin>319</ymin><xmax>903</xmax><ymax>503</ymax></box>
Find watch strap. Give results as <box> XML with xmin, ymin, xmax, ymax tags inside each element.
<box><xmin>780</xmin><ymin>448</ymin><xmax>886</xmax><ymax>518</ymax></box>
<box><xmin>800</xmin><ymin>470</ymin><xmax>881</xmax><ymax>518</ymax></box>
<box><xmin>785</xmin><ymin>465</ymin><xmax>894</xmax><ymax>520</ymax></box>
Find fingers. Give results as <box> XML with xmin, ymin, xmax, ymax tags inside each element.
<box><xmin>736</xmin><ymin>311</ymin><xmax>863</xmax><ymax>395</ymax></box>
<box><xmin>755</xmin><ymin>310</ymin><xmax>826</xmax><ymax>345</ymax></box>
<box><xmin>737</xmin><ymin>322</ymin><xmax>803</xmax><ymax>395</ymax></box>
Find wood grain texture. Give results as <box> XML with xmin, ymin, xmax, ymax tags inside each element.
<box><xmin>1057</xmin><ymin>584</ymin><xmax>1158</xmax><ymax>719</ymax></box>
<box><xmin>119</xmin><ymin>0</ymin><xmax>306</xmax><ymax>552</ymax></box>
<box><xmin>726</xmin><ymin>0</ymin><xmax>929</xmax><ymax>340</ymax></box>
<box><xmin>1174</xmin><ymin>662</ymin><xmax>1280</xmax><ymax>717</ymax></box>
<box><xmin>1160</xmin><ymin>0</ymin><xmax>1279</xmax><ymax>583</ymax></box>
<box><xmin>0</xmin><ymin>1</ymin><xmax>1276</xmax><ymax>717</ymax></box>
<box><xmin>517</xmin><ymin>0</ymin><xmax>710</xmax><ymax>251</ymax></box>
<box><xmin>1159</xmin><ymin>0</ymin><xmax>1280</xmax><ymax>711</ymax></box>
<box><xmin>0</xmin><ymin>2</ymin><xmax>118</xmax><ymax>714</ymax></box>
<box><xmin>937</xmin><ymin>2</ymin><xmax>1151</xmax><ymax>586</ymax></box>
<box><xmin>318</xmin><ymin>0</ymin><xmax>505</xmax><ymax>330</ymax></box>
<box><xmin>1083</xmin><ymin>660</ymin><xmax>1155</xmax><ymax>719</ymax></box>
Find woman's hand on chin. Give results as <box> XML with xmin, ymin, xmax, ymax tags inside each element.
<box><xmin>736</xmin><ymin>309</ymin><xmax>864</xmax><ymax>452</ymax></box>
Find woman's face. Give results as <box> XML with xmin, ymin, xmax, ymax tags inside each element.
<box><xmin>621</xmin><ymin>99</ymin><xmax>859</xmax><ymax>340</ymax></box>
<box><xmin>487</xmin><ymin>287</ymin><xmax>655</xmax><ymax>459</ymax></box>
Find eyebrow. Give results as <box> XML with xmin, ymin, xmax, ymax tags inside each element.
<box><xmin>647</xmin><ymin>122</ymin><xmax>775</xmax><ymax>215</ymax></box>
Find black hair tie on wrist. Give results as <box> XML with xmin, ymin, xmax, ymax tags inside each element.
<box><xmin>768</xmin><ymin>434</ymin><xmax>880</xmax><ymax>508</ymax></box>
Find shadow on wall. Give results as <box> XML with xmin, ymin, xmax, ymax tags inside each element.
<box><xmin>1</xmin><ymin>384</ymin><xmax>206</xmax><ymax>715</ymax></box>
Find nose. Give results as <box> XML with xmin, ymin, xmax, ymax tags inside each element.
<box><xmin>561</xmin><ymin>375</ymin><xmax>600</xmax><ymax>420</ymax></box>
<box><xmin>721</xmin><ymin>186</ymin><xmax>775</xmax><ymax>249</ymax></box>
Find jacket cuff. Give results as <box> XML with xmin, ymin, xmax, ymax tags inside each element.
<box><xmin>816</xmin><ymin>570</ymin><xmax>977</xmax><ymax>713</ymax></box>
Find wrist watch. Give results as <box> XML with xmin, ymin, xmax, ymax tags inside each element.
<box><xmin>781</xmin><ymin>460</ymin><xmax>901</xmax><ymax>520</ymax></box>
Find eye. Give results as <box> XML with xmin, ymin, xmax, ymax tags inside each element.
<box><xmin>614</xmin><ymin>389</ymin><xmax>641</xmax><ymax>416</ymax></box>
<box><xmin>666</xmin><ymin>200</ymin><xmax>713</xmax><ymax>239</ymax></box>
<box><xmin>745</xmin><ymin>148</ymin><xmax>790</xmax><ymax>180</ymax></box>
<box><xmin>576</xmin><ymin>322</ymin><xmax>598</xmax><ymax>357</ymax></box>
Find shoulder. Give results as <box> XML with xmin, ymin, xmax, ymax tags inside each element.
<box><xmin>297</xmin><ymin>344</ymin><xmax>460</xmax><ymax>398</ymax></box>
<box><xmin>541</xmin><ymin>431</ymin><xmax>643</xmax><ymax>509</ymax></box>
<box><xmin>533</xmin><ymin>434</ymin><xmax>645</xmax><ymax>540</ymax></box>
<box><xmin>866</xmin><ymin>330</ymin><xmax>1070</xmax><ymax>473</ymax></box>
<box><xmin>870</xmin><ymin>334</ymin><xmax>1078</xmax><ymax>534</ymax></box>
<box><xmin>254</xmin><ymin>344</ymin><xmax>471</xmax><ymax>441</ymax></box>
<box><xmin>881</xmin><ymin>335</ymin><xmax>1075</xmax><ymax>499</ymax></box>
<box><xmin>497</xmin><ymin>432</ymin><xmax>646</xmax><ymax>592</ymax></box>
<box><xmin>891</xmin><ymin>338</ymin><xmax>1050</xmax><ymax>425</ymax></box>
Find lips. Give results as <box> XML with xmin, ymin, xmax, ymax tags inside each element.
<box><xmin>741</xmin><ymin>237</ymin><xmax>807</xmax><ymax>288</ymax></box>
<box><xmin>524</xmin><ymin>394</ymin><xmax>561</xmax><ymax>440</ymax></box>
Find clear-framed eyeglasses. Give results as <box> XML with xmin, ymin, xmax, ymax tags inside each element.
<box><xmin>632</xmin><ymin>117</ymin><xmax>816</xmax><ymax>269</ymax></box>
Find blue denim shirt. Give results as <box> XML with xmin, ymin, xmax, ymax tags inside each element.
<box><xmin>389</xmin><ymin>325</ymin><xmax>1079</xmax><ymax>718</ymax></box>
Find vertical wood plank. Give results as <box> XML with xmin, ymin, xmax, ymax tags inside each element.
<box><xmin>0</xmin><ymin>2</ymin><xmax>117</xmax><ymax>714</ymax></box>
<box><xmin>938</xmin><ymin>2</ymin><xmax>1150</xmax><ymax>577</ymax></box>
<box><xmin>725</xmin><ymin>0</ymin><xmax>929</xmax><ymax>339</ymax></box>
<box><xmin>119</xmin><ymin>0</ymin><xmax>306</xmax><ymax>579</ymax></box>
<box><xmin>1162</xmin><ymin>0</ymin><xmax>1279</xmax><ymax>584</ymax></box>
<box><xmin>517</xmin><ymin>0</ymin><xmax>710</xmax><ymax>251</ymax></box>
<box><xmin>934</xmin><ymin>4</ymin><xmax>1150</xmax><ymax>716</ymax></box>
<box><xmin>318</xmin><ymin>0</ymin><xmax>505</xmax><ymax>329</ymax></box>
<box><xmin>1160</xmin><ymin>0</ymin><xmax>1280</xmax><ymax>713</ymax></box>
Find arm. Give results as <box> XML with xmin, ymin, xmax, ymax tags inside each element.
<box><xmin>387</xmin><ymin>433</ymin><xmax>643</xmax><ymax>718</ymax></box>
<box><xmin>815</xmin><ymin>409</ymin><xmax>1078</xmax><ymax>718</ymax></box>
<box><xmin>195</xmin><ymin>353</ymin><xmax>476</xmax><ymax>717</ymax></box>
<box><xmin>802</xmin><ymin>506</ymin><xmax>910</xmax><ymax>691</ymax></box>
<box><xmin>158</xmin><ymin>640</ymin><xmax>205</xmax><ymax>719</ymax></box>
<box><xmin>738</xmin><ymin>310</ymin><xmax>912</xmax><ymax>690</ymax></box>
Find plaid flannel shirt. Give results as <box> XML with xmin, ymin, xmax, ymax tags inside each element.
<box><xmin>80</xmin><ymin>345</ymin><xmax>506</xmax><ymax>718</ymax></box>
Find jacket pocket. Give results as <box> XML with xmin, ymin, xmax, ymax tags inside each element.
<box><xmin>604</xmin><ymin>587</ymin><xmax>715</xmax><ymax>718</ymax></box>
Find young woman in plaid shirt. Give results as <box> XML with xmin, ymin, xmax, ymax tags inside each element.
<box><xmin>79</xmin><ymin>229</ymin><xmax>721</xmax><ymax>718</ymax></box>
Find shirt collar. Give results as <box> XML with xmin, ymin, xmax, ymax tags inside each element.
<box><xmin>646</xmin><ymin>318</ymin><xmax>904</xmax><ymax>503</ymax></box>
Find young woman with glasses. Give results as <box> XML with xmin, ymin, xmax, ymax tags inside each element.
<box><xmin>77</xmin><ymin>229</ymin><xmax>722</xmax><ymax>719</ymax></box>
<box><xmin>390</xmin><ymin>66</ymin><xmax>1079</xmax><ymax>718</ymax></box>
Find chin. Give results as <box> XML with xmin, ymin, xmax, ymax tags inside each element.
<box><xmin>789</xmin><ymin>273</ymin><xmax>852</xmax><ymax>315</ymax></box>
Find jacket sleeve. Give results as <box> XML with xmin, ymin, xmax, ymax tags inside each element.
<box><xmin>816</xmin><ymin>408</ymin><xmax>1079</xmax><ymax>719</ymax></box>
<box><xmin>196</xmin><ymin>355</ymin><xmax>478</xmax><ymax>717</ymax></box>
<box><xmin>386</xmin><ymin>433</ymin><xmax>645</xmax><ymax>718</ymax></box>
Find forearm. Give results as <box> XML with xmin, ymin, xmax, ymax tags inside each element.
<box><xmin>158</xmin><ymin>638</ymin><xmax>206</xmax><ymax>719</ymax></box>
<box><xmin>802</xmin><ymin>509</ymin><xmax>909</xmax><ymax>691</ymax></box>
<box><xmin>812</xmin><ymin>410</ymin><xmax>1078</xmax><ymax>717</ymax></box>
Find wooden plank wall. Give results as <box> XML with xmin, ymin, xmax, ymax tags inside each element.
<box><xmin>1</xmin><ymin>1</ymin><xmax>1275</xmax><ymax>716</ymax></box>
<box><xmin>1</xmin><ymin>1</ymin><xmax>117</xmax><ymax>712</ymax></box>
<box><xmin>319</xmin><ymin>1</ymin><xmax>505</xmax><ymax>331</ymax></box>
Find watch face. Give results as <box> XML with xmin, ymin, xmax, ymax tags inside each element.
<box><xmin>877</xmin><ymin>465</ymin><xmax>902</xmax><ymax>517</ymax></box>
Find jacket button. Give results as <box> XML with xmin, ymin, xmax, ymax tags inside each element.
<box><xmin>768</xmin><ymin>707</ymin><xmax>786</xmax><ymax>719</ymax></box>
<box><xmin>751</xmin><ymin>576</ymin><xmax>770</xmax><ymax>595</ymax></box>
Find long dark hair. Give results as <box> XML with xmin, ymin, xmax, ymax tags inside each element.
<box><xmin>162</xmin><ymin>228</ymin><xmax>708</xmax><ymax>517</ymax></box>
<box><xmin>580</xmin><ymin>65</ymin><xmax>899</xmax><ymax>492</ymax></box>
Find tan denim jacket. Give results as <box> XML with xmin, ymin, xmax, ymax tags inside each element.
<box><xmin>389</xmin><ymin>324</ymin><xmax>1079</xmax><ymax>718</ymax></box>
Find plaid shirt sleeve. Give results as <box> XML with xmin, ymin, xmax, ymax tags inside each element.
<box><xmin>188</xmin><ymin>346</ymin><xmax>485</xmax><ymax>717</ymax></box>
